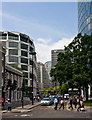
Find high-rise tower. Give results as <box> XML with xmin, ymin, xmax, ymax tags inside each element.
<box><xmin>78</xmin><ymin>0</ymin><xmax>92</xmax><ymax>35</ymax></box>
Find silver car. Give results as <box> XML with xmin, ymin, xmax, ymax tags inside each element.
<box><xmin>41</xmin><ymin>98</ymin><xmax>52</xmax><ymax>105</ymax></box>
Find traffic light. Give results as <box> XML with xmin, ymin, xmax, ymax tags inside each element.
<box><xmin>7</xmin><ymin>79</ymin><xmax>12</xmax><ymax>87</ymax></box>
<box><xmin>13</xmin><ymin>80</ymin><xmax>17</xmax><ymax>90</ymax></box>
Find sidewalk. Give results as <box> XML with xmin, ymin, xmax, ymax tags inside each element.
<box><xmin>2</xmin><ymin>102</ymin><xmax>41</xmax><ymax>113</ymax></box>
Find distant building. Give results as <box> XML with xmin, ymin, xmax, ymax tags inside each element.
<box><xmin>43</xmin><ymin>64</ymin><xmax>49</xmax><ymax>89</ymax></box>
<box><xmin>45</xmin><ymin>61</ymin><xmax>51</xmax><ymax>87</ymax></box>
<box><xmin>51</xmin><ymin>49</ymin><xmax>64</xmax><ymax>68</ymax></box>
<box><xmin>37</xmin><ymin>62</ymin><xmax>44</xmax><ymax>91</ymax></box>
<box><xmin>37</xmin><ymin>62</ymin><xmax>49</xmax><ymax>92</ymax></box>
<box><xmin>51</xmin><ymin>49</ymin><xmax>64</xmax><ymax>87</ymax></box>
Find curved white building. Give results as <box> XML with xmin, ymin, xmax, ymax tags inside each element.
<box><xmin>0</xmin><ymin>31</ymin><xmax>37</xmax><ymax>96</ymax></box>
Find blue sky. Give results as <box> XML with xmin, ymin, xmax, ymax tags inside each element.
<box><xmin>1</xmin><ymin>2</ymin><xmax>78</xmax><ymax>63</ymax></box>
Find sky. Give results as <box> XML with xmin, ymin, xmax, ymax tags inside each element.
<box><xmin>1</xmin><ymin>2</ymin><xmax>78</xmax><ymax>63</ymax></box>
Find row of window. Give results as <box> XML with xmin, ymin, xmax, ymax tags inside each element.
<box><xmin>1</xmin><ymin>42</ymin><xmax>34</xmax><ymax>53</ymax></box>
<box><xmin>78</xmin><ymin>2</ymin><xmax>91</xmax><ymax>19</ymax></box>
<box><xmin>0</xmin><ymin>34</ymin><xmax>34</xmax><ymax>46</ymax></box>
<box><xmin>81</xmin><ymin>23</ymin><xmax>90</xmax><ymax>34</ymax></box>
<box><xmin>79</xmin><ymin>15</ymin><xmax>90</xmax><ymax>32</ymax></box>
<box><xmin>9</xmin><ymin>56</ymin><xmax>33</xmax><ymax>64</ymax></box>
<box><xmin>8</xmin><ymin>49</ymin><xmax>34</xmax><ymax>57</ymax></box>
<box><xmin>78</xmin><ymin>5</ymin><xmax>91</xmax><ymax>28</ymax></box>
<box><xmin>78</xmin><ymin>8</ymin><xmax>91</xmax><ymax>32</ymax></box>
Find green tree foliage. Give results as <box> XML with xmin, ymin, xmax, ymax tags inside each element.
<box><xmin>50</xmin><ymin>33</ymin><xmax>92</xmax><ymax>101</ymax></box>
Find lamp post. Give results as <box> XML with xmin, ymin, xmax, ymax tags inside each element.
<box><xmin>21</xmin><ymin>80</ymin><xmax>24</xmax><ymax>108</ymax></box>
<box><xmin>29</xmin><ymin>52</ymin><xmax>36</xmax><ymax>105</ymax></box>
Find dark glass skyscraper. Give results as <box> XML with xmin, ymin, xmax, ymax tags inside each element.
<box><xmin>78</xmin><ymin>0</ymin><xmax>92</xmax><ymax>35</ymax></box>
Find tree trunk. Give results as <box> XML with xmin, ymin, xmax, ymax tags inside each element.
<box><xmin>86</xmin><ymin>84</ymin><xmax>88</xmax><ymax>101</ymax></box>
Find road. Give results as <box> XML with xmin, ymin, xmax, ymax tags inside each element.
<box><xmin>2</xmin><ymin>104</ymin><xmax>91</xmax><ymax>119</ymax></box>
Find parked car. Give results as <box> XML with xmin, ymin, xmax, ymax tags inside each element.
<box><xmin>50</xmin><ymin>97</ymin><xmax>56</xmax><ymax>104</ymax></box>
<box><xmin>41</xmin><ymin>97</ymin><xmax>53</xmax><ymax>106</ymax></box>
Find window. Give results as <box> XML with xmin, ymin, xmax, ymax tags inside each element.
<box><xmin>21</xmin><ymin>65</ymin><xmax>28</xmax><ymax>71</ymax></box>
<box><xmin>21</xmin><ymin>51</ymin><xmax>28</xmax><ymax>57</ymax></box>
<box><xmin>9</xmin><ymin>42</ymin><xmax>18</xmax><ymax>48</ymax></box>
<box><xmin>21</xmin><ymin>43</ymin><xmax>28</xmax><ymax>50</ymax></box>
<box><xmin>30</xmin><ymin>60</ymin><xmax>33</xmax><ymax>65</ymax></box>
<box><xmin>8</xmin><ymin>34</ymin><xmax>18</xmax><ymax>40</ymax></box>
<box><xmin>2</xmin><ymin>41</ymin><xmax>6</xmax><ymax>47</ymax></box>
<box><xmin>30</xmin><ymin>73</ymin><xmax>32</xmax><ymax>78</ymax></box>
<box><xmin>0</xmin><ymin>33</ymin><xmax>7</xmax><ymax>39</ymax></box>
<box><xmin>9</xmin><ymin>56</ymin><xmax>18</xmax><ymax>62</ymax></box>
<box><xmin>30</xmin><ymin>47</ymin><xmax>33</xmax><ymax>52</ymax></box>
<box><xmin>9</xmin><ymin>49</ymin><xmax>18</xmax><ymax>55</ymax></box>
<box><xmin>20</xmin><ymin>36</ymin><xmax>28</xmax><ymax>43</ymax></box>
<box><xmin>24</xmin><ymin>72</ymin><xmax>28</xmax><ymax>78</ymax></box>
<box><xmin>21</xmin><ymin>58</ymin><xmax>28</xmax><ymax>64</ymax></box>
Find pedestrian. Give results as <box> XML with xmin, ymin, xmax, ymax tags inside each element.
<box><xmin>59</xmin><ymin>98</ymin><xmax>64</xmax><ymax>110</ymax></box>
<box><xmin>34</xmin><ymin>96</ymin><xmax>35</xmax><ymax>101</ymax></box>
<box><xmin>54</xmin><ymin>97</ymin><xmax>58</xmax><ymax>110</ymax></box>
<box><xmin>8</xmin><ymin>99</ymin><xmax>11</xmax><ymax>111</ymax></box>
<box><xmin>73</xmin><ymin>97</ymin><xmax>77</xmax><ymax>108</ymax></box>
<box><xmin>77</xmin><ymin>97</ymin><xmax>84</xmax><ymax>111</ymax></box>
<box><xmin>68</xmin><ymin>97</ymin><xmax>73</xmax><ymax>110</ymax></box>
<box><xmin>21</xmin><ymin>98</ymin><xmax>24</xmax><ymax>108</ymax></box>
<box><xmin>37</xmin><ymin>96</ymin><xmax>40</xmax><ymax>102</ymax></box>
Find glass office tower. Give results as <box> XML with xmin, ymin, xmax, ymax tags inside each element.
<box><xmin>78</xmin><ymin>0</ymin><xmax>92</xmax><ymax>35</ymax></box>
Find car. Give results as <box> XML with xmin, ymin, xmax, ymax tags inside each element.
<box><xmin>41</xmin><ymin>97</ymin><xmax>53</xmax><ymax>106</ymax></box>
<box><xmin>50</xmin><ymin>97</ymin><xmax>56</xmax><ymax>104</ymax></box>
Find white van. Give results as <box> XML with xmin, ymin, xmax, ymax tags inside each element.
<box><xmin>64</xmin><ymin>94</ymin><xmax>69</xmax><ymax>99</ymax></box>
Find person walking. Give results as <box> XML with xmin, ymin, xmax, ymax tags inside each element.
<box><xmin>59</xmin><ymin>98</ymin><xmax>64</xmax><ymax>110</ymax></box>
<box><xmin>77</xmin><ymin>97</ymin><xmax>84</xmax><ymax>111</ymax></box>
<box><xmin>73</xmin><ymin>97</ymin><xmax>77</xmax><ymax>108</ymax></box>
<box><xmin>37</xmin><ymin>96</ymin><xmax>40</xmax><ymax>102</ymax></box>
<box><xmin>68</xmin><ymin>97</ymin><xmax>73</xmax><ymax>110</ymax></box>
<box><xmin>54</xmin><ymin>97</ymin><xmax>58</xmax><ymax>110</ymax></box>
<box><xmin>7</xmin><ymin>99</ymin><xmax>11</xmax><ymax>111</ymax></box>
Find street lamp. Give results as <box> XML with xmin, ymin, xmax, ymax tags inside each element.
<box><xmin>21</xmin><ymin>80</ymin><xmax>24</xmax><ymax>108</ymax></box>
<box><xmin>29</xmin><ymin>52</ymin><xmax>36</xmax><ymax>105</ymax></box>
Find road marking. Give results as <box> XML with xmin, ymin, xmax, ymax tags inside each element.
<box><xmin>21</xmin><ymin>114</ymin><xmax>30</xmax><ymax>117</ymax></box>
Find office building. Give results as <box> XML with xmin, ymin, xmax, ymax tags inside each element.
<box><xmin>78</xmin><ymin>1</ymin><xmax>92</xmax><ymax>98</ymax></box>
<box><xmin>0</xmin><ymin>31</ymin><xmax>37</xmax><ymax>96</ymax></box>
<box><xmin>51</xmin><ymin>49</ymin><xmax>64</xmax><ymax>68</ymax></box>
<box><xmin>78</xmin><ymin>1</ymin><xmax>92</xmax><ymax>35</ymax></box>
<box><xmin>45</xmin><ymin>61</ymin><xmax>51</xmax><ymax>87</ymax></box>
<box><xmin>37</xmin><ymin>62</ymin><xmax>49</xmax><ymax>92</ymax></box>
<box><xmin>51</xmin><ymin>49</ymin><xmax>64</xmax><ymax>87</ymax></box>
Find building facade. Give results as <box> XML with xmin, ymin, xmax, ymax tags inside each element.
<box><xmin>0</xmin><ymin>43</ymin><xmax>5</xmax><ymax>103</ymax></box>
<box><xmin>5</xmin><ymin>64</ymin><xmax>23</xmax><ymax>101</ymax></box>
<box><xmin>78</xmin><ymin>1</ymin><xmax>92</xmax><ymax>98</ymax></box>
<box><xmin>0</xmin><ymin>31</ymin><xmax>37</xmax><ymax>96</ymax></box>
<box><xmin>51</xmin><ymin>49</ymin><xmax>64</xmax><ymax>68</ymax></box>
<box><xmin>37</xmin><ymin>62</ymin><xmax>49</xmax><ymax>92</ymax></box>
<box><xmin>51</xmin><ymin>49</ymin><xmax>64</xmax><ymax>87</ymax></box>
<box><xmin>45</xmin><ymin>61</ymin><xmax>51</xmax><ymax>88</ymax></box>
<box><xmin>78</xmin><ymin>0</ymin><xmax>92</xmax><ymax>35</ymax></box>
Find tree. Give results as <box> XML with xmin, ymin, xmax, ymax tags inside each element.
<box><xmin>50</xmin><ymin>33</ymin><xmax>92</xmax><ymax>101</ymax></box>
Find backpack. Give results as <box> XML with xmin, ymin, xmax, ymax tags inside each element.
<box><xmin>60</xmin><ymin>100</ymin><xmax>64</xmax><ymax>104</ymax></box>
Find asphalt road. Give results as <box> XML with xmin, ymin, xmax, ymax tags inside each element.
<box><xmin>2</xmin><ymin>104</ymin><xmax>91</xmax><ymax>119</ymax></box>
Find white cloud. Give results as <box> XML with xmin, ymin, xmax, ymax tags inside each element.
<box><xmin>37</xmin><ymin>38</ymin><xmax>51</xmax><ymax>44</ymax></box>
<box><xmin>35</xmin><ymin>37</ymin><xmax>74</xmax><ymax>63</ymax></box>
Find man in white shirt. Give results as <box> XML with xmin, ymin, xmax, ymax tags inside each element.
<box><xmin>54</xmin><ymin>97</ymin><xmax>58</xmax><ymax>110</ymax></box>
